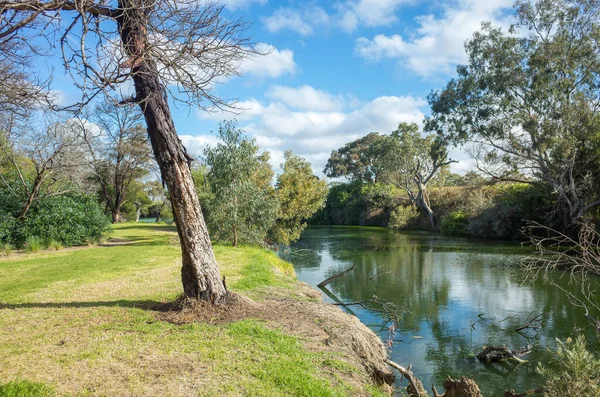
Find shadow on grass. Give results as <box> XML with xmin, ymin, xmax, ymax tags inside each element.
<box><xmin>0</xmin><ymin>299</ymin><xmax>165</xmax><ymax>311</ymax></box>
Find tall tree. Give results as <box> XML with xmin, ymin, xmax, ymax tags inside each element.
<box><xmin>383</xmin><ymin>122</ymin><xmax>455</xmax><ymax>230</ymax></box>
<box><xmin>79</xmin><ymin>100</ymin><xmax>153</xmax><ymax>223</ymax></box>
<box><xmin>0</xmin><ymin>0</ymin><xmax>261</xmax><ymax>302</ymax></box>
<box><xmin>204</xmin><ymin>121</ymin><xmax>279</xmax><ymax>247</ymax></box>
<box><xmin>271</xmin><ymin>151</ymin><xmax>328</xmax><ymax>246</ymax></box>
<box><xmin>324</xmin><ymin>132</ymin><xmax>390</xmax><ymax>183</ymax></box>
<box><xmin>427</xmin><ymin>0</ymin><xmax>600</xmax><ymax>230</ymax></box>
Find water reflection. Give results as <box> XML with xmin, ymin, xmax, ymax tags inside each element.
<box><xmin>280</xmin><ymin>226</ymin><xmax>600</xmax><ymax>396</ymax></box>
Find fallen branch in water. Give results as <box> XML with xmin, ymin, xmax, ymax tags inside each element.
<box><xmin>504</xmin><ymin>388</ymin><xmax>547</xmax><ymax>396</ymax></box>
<box><xmin>477</xmin><ymin>344</ymin><xmax>532</xmax><ymax>363</ymax></box>
<box><xmin>385</xmin><ymin>359</ymin><xmax>428</xmax><ymax>397</ymax></box>
<box><xmin>317</xmin><ymin>265</ymin><xmax>355</xmax><ymax>288</ymax></box>
<box><xmin>515</xmin><ymin>313</ymin><xmax>543</xmax><ymax>333</ymax></box>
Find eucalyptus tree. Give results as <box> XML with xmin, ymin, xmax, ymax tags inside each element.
<box><xmin>271</xmin><ymin>151</ymin><xmax>328</xmax><ymax>246</ymax></box>
<box><xmin>204</xmin><ymin>121</ymin><xmax>279</xmax><ymax>247</ymax></box>
<box><xmin>383</xmin><ymin>122</ymin><xmax>455</xmax><ymax>230</ymax></box>
<box><xmin>0</xmin><ymin>0</ymin><xmax>261</xmax><ymax>302</ymax></box>
<box><xmin>427</xmin><ymin>0</ymin><xmax>600</xmax><ymax>230</ymax></box>
<box><xmin>324</xmin><ymin>132</ymin><xmax>390</xmax><ymax>183</ymax></box>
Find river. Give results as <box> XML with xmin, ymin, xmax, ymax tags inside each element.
<box><xmin>280</xmin><ymin>226</ymin><xmax>599</xmax><ymax>396</ymax></box>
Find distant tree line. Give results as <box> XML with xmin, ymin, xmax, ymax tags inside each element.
<box><xmin>318</xmin><ymin>0</ymin><xmax>600</xmax><ymax>241</ymax></box>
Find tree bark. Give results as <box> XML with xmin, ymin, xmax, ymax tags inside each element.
<box><xmin>117</xmin><ymin>2</ymin><xmax>227</xmax><ymax>303</ymax></box>
<box><xmin>112</xmin><ymin>210</ymin><xmax>122</xmax><ymax>223</ymax></box>
<box><xmin>232</xmin><ymin>224</ymin><xmax>238</xmax><ymax>247</ymax></box>
<box><xmin>19</xmin><ymin>170</ymin><xmax>45</xmax><ymax>220</ymax></box>
<box><xmin>416</xmin><ymin>183</ymin><xmax>436</xmax><ymax>230</ymax></box>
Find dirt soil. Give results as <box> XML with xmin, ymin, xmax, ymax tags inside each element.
<box><xmin>156</xmin><ymin>284</ymin><xmax>396</xmax><ymax>393</ymax></box>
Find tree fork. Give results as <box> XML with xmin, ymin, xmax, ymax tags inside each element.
<box><xmin>117</xmin><ymin>0</ymin><xmax>227</xmax><ymax>303</ymax></box>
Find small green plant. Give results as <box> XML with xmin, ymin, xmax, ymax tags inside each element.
<box><xmin>24</xmin><ymin>236</ymin><xmax>45</xmax><ymax>253</ymax></box>
<box><xmin>48</xmin><ymin>240</ymin><xmax>63</xmax><ymax>250</ymax></box>
<box><xmin>389</xmin><ymin>205</ymin><xmax>420</xmax><ymax>230</ymax></box>
<box><xmin>440</xmin><ymin>210</ymin><xmax>469</xmax><ymax>236</ymax></box>
<box><xmin>0</xmin><ymin>380</ymin><xmax>55</xmax><ymax>396</ymax></box>
<box><xmin>1</xmin><ymin>243</ymin><xmax>12</xmax><ymax>256</ymax></box>
<box><xmin>537</xmin><ymin>335</ymin><xmax>600</xmax><ymax>396</ymax></box>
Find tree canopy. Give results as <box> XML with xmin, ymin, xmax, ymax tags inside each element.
<box><xmin>427</xmin><ymin>0</ymin><xmax>600</xmax><ymax>229</ymax></box>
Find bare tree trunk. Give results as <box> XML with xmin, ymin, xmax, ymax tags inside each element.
<box><xmin>19</xmin><ymin>171</ymin><xmax>44</xmax><ymax>220</ymax></box>
<box><xmin>135</xmin><ymin>209</ymin><xmax>141</xmax><ymax>222</ymax></box>
<box><xmin>232</xmin><ymin>224</ymin><xmax>238</xmax><ymax>247</ymax></box>
<box><xmin>416</xmin><ymin>184</ymin><xmax>436</xmax><ymax>230</ymax></box>
<box><xmin>112</xmin><ymin>210</ymin><xmax>122</xmax><ymax>223</ymax></box>
<box><xmin>118</xmin><ymin>3</ymin><xmax>227</xmax><ymax>303</ymax></box>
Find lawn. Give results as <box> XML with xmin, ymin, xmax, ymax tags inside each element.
<box><xmin>0</xmin><ymin>223</ymin><xmax>384</xmax><ymax>397</ymax></box>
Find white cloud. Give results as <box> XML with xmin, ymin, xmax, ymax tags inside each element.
<box><xmin>240</xmin><ymin>43</ymin><xmax>297</xmax><ymax>79</ymax></box>
<box><xmin>193</xmin><ymin>86</ymin><xmax>426</xmax><ymax>175</ymax></box>
<box><xmin>355</xmin><ymin>0</ymin><xmax>514</xmax><ymax>76</ymax></box>
<box><xmin>180</xmin><ymin>134</ymin><xmax>220</xmax><ymax>159</ymax></box>
<box><xmin>262</xmin><ymin>0</ymin><xmax>413</xmax><ymax>35</ymax></box>
<box><xmin>337</xmin><ymin>0</ymin><xmax>414</xmax><ymax>32</ymax></box>
<box><xmin>267</xmin><ymin>85</ymin><xmax>344</xmax><ymax>112</ymax></box>
<box><xmin>220</xmin><ymin>0</ymin><xmax>267</xmax><ymax>10</ymax></box>
<box><xmin>263</xmin><ymin>9</ymin><xmax>314</xmax><ymax>36</ymax></box>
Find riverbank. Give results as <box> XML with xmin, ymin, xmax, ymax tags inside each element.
<box><xmin>0</xmin><ymin>223</ymin><xmax>392</xmax><ymax>396</ymax></box>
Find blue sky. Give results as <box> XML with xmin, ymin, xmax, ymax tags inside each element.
<box><xmin>50</xmin><ymin>0</ymin><xmax>516</xmax><ymax>176</ymax></box>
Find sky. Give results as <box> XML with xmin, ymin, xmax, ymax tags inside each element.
<box><xmin>49</xmin><ymin>0</ymin><xmax>517</xmax><ymax>177</ymax></box>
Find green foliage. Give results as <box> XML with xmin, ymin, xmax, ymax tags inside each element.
<box><xmin>204</xmin><ymin>121</ymin><xmax>279</xmax><ymax>246</ymax></box>
<box><xmin>0</xmin><ymin>380</ymin><xmax>55</xmax><ymax>397</ymax></box>
<box><xmin>439</xmin><ymin>210</ymin><xmax>468</xmax><ymax>236</ymax></box>
<box><xmin>1</xmin><ymin>243</ymin><xmax>12</xmax><ymax>256</ymax></box>
<box><xmin>271</xmin><ymin>151</ymin><xmax>328</xmax><ymax>245</ymax></box>
<box><xmin>427</xmin><ymin>0</ymin><xmax>600</xmax><ymax>227</ymax></box>
<box><xmin>537</xmin><ymin>335</ymin><xmax>600</xmax><ymax>397</ymax></box>
<box><xmin>324</xmin><ymin>132</ymin><xmax>390</xmax><ymax>183</ymax></box>
<box><xmin>24</xmin><ymin>236</ymin><xmax>44</xmax><ymax>253</ymax></box>
<box><xmin>388</xmin><ymin>205</ymin><xmax>420</xmax><ymax>230</ymax></box>
<box><xmin>0</xmin><ymin>189</ymin><xmax>111</xmax><ymax>248</ymax></box>
<box><xmin>47</xmin><ymin>240</ymin><xmax>63</xmax><ymax>251</ymax></box>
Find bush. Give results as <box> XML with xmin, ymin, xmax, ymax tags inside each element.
<box><xmin>440</xmin><ymin>210</ymin><xmax>469</xmax><ymax>236</ymax></box>
<box><xmin>537</xmin><ymin>335</ymin><xmax>600</xmax><ymax>396</ymax></box>
<box><xmin>0</xmin><ymin>189</ymin><xmax>111</xmax><ymax>248</ymax></box>
<box><xmin>389</xmin><ymin>205</ymin><xmax>420</xmax><ymax>230</ymax></box>
<box><xmin>25</xmin><ymin>236</ymin><xmax>45</xmax><ymax>253</ymax></box>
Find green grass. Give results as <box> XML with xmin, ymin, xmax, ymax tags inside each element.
<box><xmin>0</xmin><ymin>223</ymin><xmax>380</xmax><ymax>396</ymax></box>
<box><xmin>0</xmin><ymin>380</ymin><xmax>55</xmax><ymax>397</ymax></box>
<box><xmin>24</xmin><ymin>236</ymin><xmax>45</xmax><ymax>253</ymax></box>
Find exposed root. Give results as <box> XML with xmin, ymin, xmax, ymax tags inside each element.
<box><xmin>155</xmin><ymin>289</ymin><xmax>395</xmax><ymax>391</ymax></box>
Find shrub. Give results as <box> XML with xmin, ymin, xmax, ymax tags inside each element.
<box><xmin>48</xmin><ymin>240</ymin><xmax>63</xmax><ymax>250</ymax></box>
<box><xmin>1</xmin><ymin>243</ymin><xmax>12</xmax><ymax>256</ymax></box>
<box><xmin>0</xmin><ymin>190</ymin><xmax>111</xmax><ymax>248</ymax></box>
<box><xmin>440</xmin><ymin>210</ymin><xmax>469</xmax><ymax>236</ymax></box>
<box><xmin>25</xmin><ymin>236</ymin><xmax>45</xmax><ymax>253</ymax></box>
<box><xmin>389</xmin><ymin>205</ymin><xmax>420</xmax><ymax>230</ymax></box>
<box><xmin>537</xmin><ymin>335</ymin><xmax>600</xmax><ymax>396</ymax></box>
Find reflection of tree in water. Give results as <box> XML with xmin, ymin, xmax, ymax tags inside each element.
<box><xmin>285</xmin><ymin>226</ymin><xmax>600</xmax><ymax>396</ymax></box>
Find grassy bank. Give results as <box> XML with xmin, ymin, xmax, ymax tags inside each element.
<box><xmin>0</xmin><ymin>223</ymin><xmax>386</xmax><ymax>396</ymax></box>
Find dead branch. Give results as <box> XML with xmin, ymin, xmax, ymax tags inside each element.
<box><xmin>385</xmin><ymin>359</ymin><xmax>428</xmax><ymax>397</ymax></box>
<box><xmin>503</xmin><ymin>388</ymin><xmax>547</xmax><ymax>396</ymax></box>
<box><xmin>317</xmin><ymin>265</ymin><xmax>355</xmax><ymax>288</ymax></box>
<box><xmin>477</xmin><ymin>344</ymin><xmax>532</xmax><ymax>363</ymax></box>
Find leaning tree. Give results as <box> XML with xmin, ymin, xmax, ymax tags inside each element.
<box><xmin>0</xmin><ymin>0</ymin><xmax>260</xmax><ymax>303</ymax></box>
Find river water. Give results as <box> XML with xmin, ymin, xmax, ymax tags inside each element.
<box><xmin>280</xmin><ymin>226</ymin><xmax>599</xmax><ymax>396</ymax></box>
